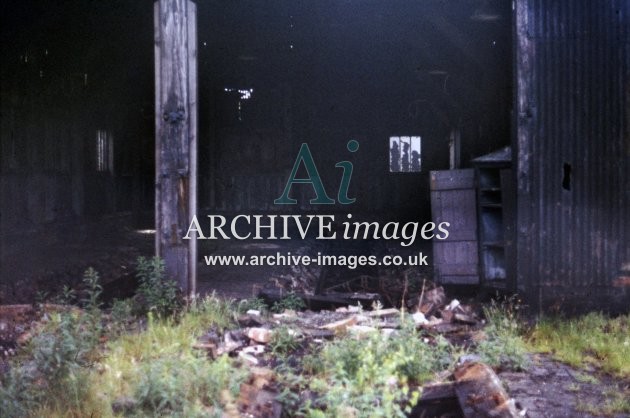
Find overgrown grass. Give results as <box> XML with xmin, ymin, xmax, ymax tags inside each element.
<box><xmin>576</xmin><ymin>385</ymin><xmax>630</xmax><ymax>416</ymax></box>
<box><xmin>527</xmin><ymin>312</ymin><xmax>630</xmax><ymax>378</ymax></box>
<box><xmin>302</xmin><ymin>320</ymin><xmax>457</xmax><ymax>417</ymax></box>
<box><xmin>9</xmin><ymin>261</ymin><xmax>630</xmax><ymax>417</ymax></box>
<box><xmin>1</xmin><ymin>288</ymin><xmax>245</xmax><ymax>417</ymax></box>
<box><xmin>89</xmin><ymin>294</ymin><xmax>244</xmax><ymax>417</ymax></box>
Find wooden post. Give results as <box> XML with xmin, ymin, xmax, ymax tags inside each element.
<box><xmin>154</xmin><ymin>0</ymin><xmax>197</xmax><ymax>296</ymax></box>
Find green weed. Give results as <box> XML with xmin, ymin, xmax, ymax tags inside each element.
<box><xmin>476</xmin><ymin>298</ymin><xmax>530</xmax><ymax>370</ymax></box>
<box><xmin>307</xmin><ymin>319</ymin><xmax>454</xmax><ymax>417</ymax></box>
<box><xmin>186</xmin><ymin>292</ymin><xmax>238</xmax><ymax>330</ymax></box>
<box><xmin>272</xmin><ymin>293</ymin><xmax>306</xmax><ymax>313</ymax></box>
<box><xmin>527</xmin><ymin>312</ymin><xmax>630</xmax><ymax>378</ymax></box>
<box><xmin>269</xmin><ymin>325</ymin><xmax>301</xmax><ymax>356</ymax></box>
<box><xmin>238</xmin><ymin>297</ymin><xmax>268</xmax><ymax>314</ymax></box>
<box><xmin>0</xmin><ymin>269</ymin><xmax>104</xmax><ymax>417</ymax></box>
<box><xmin>136</xmin><ymin>256</ymin><xmax>181</xmax><ymax>317</ymax></box>
<box><xmin>576</xmin><ymin>388</ymin><xmax>630</xmax><ymax>417</ymax></box>
<box><xmin>133</xmin><ymin>354</ymin><xmax>244</xmax><ymax>417</ymax></box>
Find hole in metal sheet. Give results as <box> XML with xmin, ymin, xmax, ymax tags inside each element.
<box><xmin>562</xmin><ymin>163</ymin><xmax>572</xmax><ymax>191</ymax></box>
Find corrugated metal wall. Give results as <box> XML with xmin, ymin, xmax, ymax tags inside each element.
<box><xmin>515</xmin><ymin>0</ymin><xmax>630</xmax><ymax>313</ymax></box>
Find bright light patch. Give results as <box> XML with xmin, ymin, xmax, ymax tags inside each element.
<box><xmin>224</xmin><ymin>87</ymin><xmax>254</xmax><ymax>100</ymax></box>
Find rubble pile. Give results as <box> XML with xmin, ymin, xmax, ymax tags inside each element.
<box><xmin>1</xmin><ymin>286</ymin><xmax>530</xmax><ymax>417</ymax></box>
<box><xmin>190</xmin><ymin>286</ymin><xmax>526</xmax><ymax>417</ymax></box>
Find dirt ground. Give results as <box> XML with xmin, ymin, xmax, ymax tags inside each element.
<box><xmin>499</xmin><ymin>355</ymin><xmax>630</xmax><ymax>418</ymax></box>
<box><xmin>1</xmin><ymin>217</ymin><xmax>628</xmax><ymax>417</ymax></box>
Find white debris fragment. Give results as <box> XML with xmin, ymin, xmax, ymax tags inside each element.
<box><xmin>242</xmin><ymin>345</ymin><xmax>265</xmax><ymax>355</ymax></box>
<box><xmin>347</xmin><ymin>325</ymin><xmax>378</xmax><ymax>336</ymax></box>
<box><xmin>246</xmin><ymin>327</ymin><xmax>273</xmax><ymax>343</ymax></box>
<box><xmin>445</xmin><ymin>299</ymin><xmax>460</xmax><ymax>311</ymax></box>
<box><xmin>238</xmin><ymin>351</ymin><xmax>259</xmax><ymax>366</ymax></box>
<box><xmin>273</xmin><ymin>310</ymin><xmax>297</xmax><ymax>319</ymax></box>
<box><xmin>412</xmin><ymin>311</ymin><xmax>428</xmax><ymax>325</ymax></box>
<box><xmin>319</xmin><ymin>316</ymin><xmax>358</xmax><ymax>331</ymax></box>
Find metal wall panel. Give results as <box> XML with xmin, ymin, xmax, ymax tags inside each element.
<box><xmin>515</xmin><ymin>0</ymin><xmax>630</xmax><ymax>313</ymax></box>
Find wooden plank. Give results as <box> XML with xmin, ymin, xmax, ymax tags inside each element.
<box><xmin>419</xmin><ymin>382</ymin><xmax>457</xmax><ymax>402</ymax></box>
<box><xmin>186</xmin><ymin>1</ymin><xmax>197</xmax><ymax>296</ymax></box>
<box><xmin>437</xmin><ymin>263</ymin><xmax>479</xmax><ymax>276</ymax></box>
<box><xmin>433</xmin><ymin>241</ymin><xmax>478</xmax><ymax>271</ymax></box>
<box><xmin>154</xmin><ymin>0</ymin><xmax>197</xmax><ymax>295</ymax></box>
<box><xmin>430</xmin><ymin>169</ymin><xmax>475</xmax><ymax>190</ymax></box>
<box><xmin>411</xmin><ymin>381</ymin><xmax>462</xmax><ymax>417</ymax></box>
<box><xmin>435</xmin><ymin>189</ymin><xmax>477</xmax><ymax>240</ymax></box>
<box><xmin>454</xmin><ymin>362</ymin><xmax>520</xmax><ymax>418</ymax></box>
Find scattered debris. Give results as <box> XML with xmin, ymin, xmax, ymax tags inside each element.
<box><xmin>347</xmin><ymin>325</ymin><xmax>378</xmax><ymax>337</ymax></box>
<box><xmin>319</xmin><ymin>315</ymin><xmax>358</xmax><ymax>331</ymax></box>
<box><xmin>238</xmin><ymin>351</ymin><xmax>259</xmax><ymax>366</ymax></box>
<box><xmin>454</xmin><ymin>313</ymin><xmax>478</xmax><ymax>325</ymax></box>
<box><xmin>418</xmin><ymin>285</ymin><xmax>446</xmax><ymax>316</ymax></box>
<box><xmin>238</xmin><ymin>313</ymin><xmax>266</xmax><ymax>328</ymax></box>
<box><xmin>4</xmin><ymin>280</ymin><xmax>626</xmax><ymax>418</ymax></box>
<box><xmin>367</xmin><ymin>307</ymin><xmax>400</xmax><ymax>318</ymax></box>
<box><xmin>260</xmin><ymin>288</ymin><xmax>381</xmax><ymax>311</ymax></box>
<box><xmin>445</xmin><ymin>299</ymin><xmax>461</xmax><ymax>311</ymax></box>
<box><xmin>247</xmin><ymin>327</ymin><xmax>273</xmax><ymax>344</ymax></box>
<box><xmin>272</xmin><ymin>310</ymin><xmax>297</xmax><ymax>320</ymax></box>
<box><xmin>412</xmin><ymin>311</ymin><xmax>428</xmax><ymax>325</ymax></box>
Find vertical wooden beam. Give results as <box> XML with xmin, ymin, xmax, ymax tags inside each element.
<box><xmin>154</xmin><ymin>0</ymin><xmax>197</xmax><ymax>296</ymax></box>
<box><xmin>514</xmin><ymin>0</ymin><xmax>537</xmax><ymax>312</ymax></box>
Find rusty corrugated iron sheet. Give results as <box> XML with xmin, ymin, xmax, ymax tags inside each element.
<box><xmin>515</xmin><ymin>0</ymin><xmax>630</xmax><ymax>313</ymax></box>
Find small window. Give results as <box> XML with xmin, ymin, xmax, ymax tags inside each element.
<box><xmin>389</xmin><ymin>136</ymin><xmax>421</xmax><ymax>172</ymax></box>
<box><xmin>96</xmin><ymin>130</ymin><xmax>113</xmax><ymax>172</ymax></box>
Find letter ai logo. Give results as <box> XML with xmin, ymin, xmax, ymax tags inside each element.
<box><xmin>274</xmin><ymin>140</ymin><xmax>359</xmax><ymax>205</ymax></box>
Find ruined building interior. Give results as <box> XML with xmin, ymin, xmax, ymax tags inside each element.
<box><xmin>0</xmin><ymin>0</ymin><xmax>627</xmax><ymax>313</ymax></box>
<box><xmin>1</xmin><ymin>0</ymin><xmax>513</xmax><ymax>303</ymax></box>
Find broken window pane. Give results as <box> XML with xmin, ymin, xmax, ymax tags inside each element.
<box><xmin>389</xmin><ymin>136</ymin><xmax>421</xmax><ymax>172</ymax></box>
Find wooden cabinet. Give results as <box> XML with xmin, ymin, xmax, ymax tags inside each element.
<box><xmin>472</xmin><ymin>147</ymin><xmax>516</xmax><ymax>291</ymax></box>
<box><xmin>430</xmin><ymin>147</ymin><xmax>515</xmax><ymax>291</ymax></box>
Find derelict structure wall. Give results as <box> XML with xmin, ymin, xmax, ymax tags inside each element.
<box><xmin>515</xmin><ymin>0</ymin><xmax>630</xmax><ymax>313</ymax></box>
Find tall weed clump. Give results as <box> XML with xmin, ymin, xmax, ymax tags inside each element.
<box><xmin>476</xmin><ymin>298</ymin><xmax>529</xmax><ymax>370</ymax></box>
<box><xmin>136</xmin><ymin>256</ymin><xmax>181</xmax><ymax>317</ymax></box>
<box><xmin>0</xmin><ymin>269</ymin><xmax>104</xmax><ymax>417</ymax></box>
